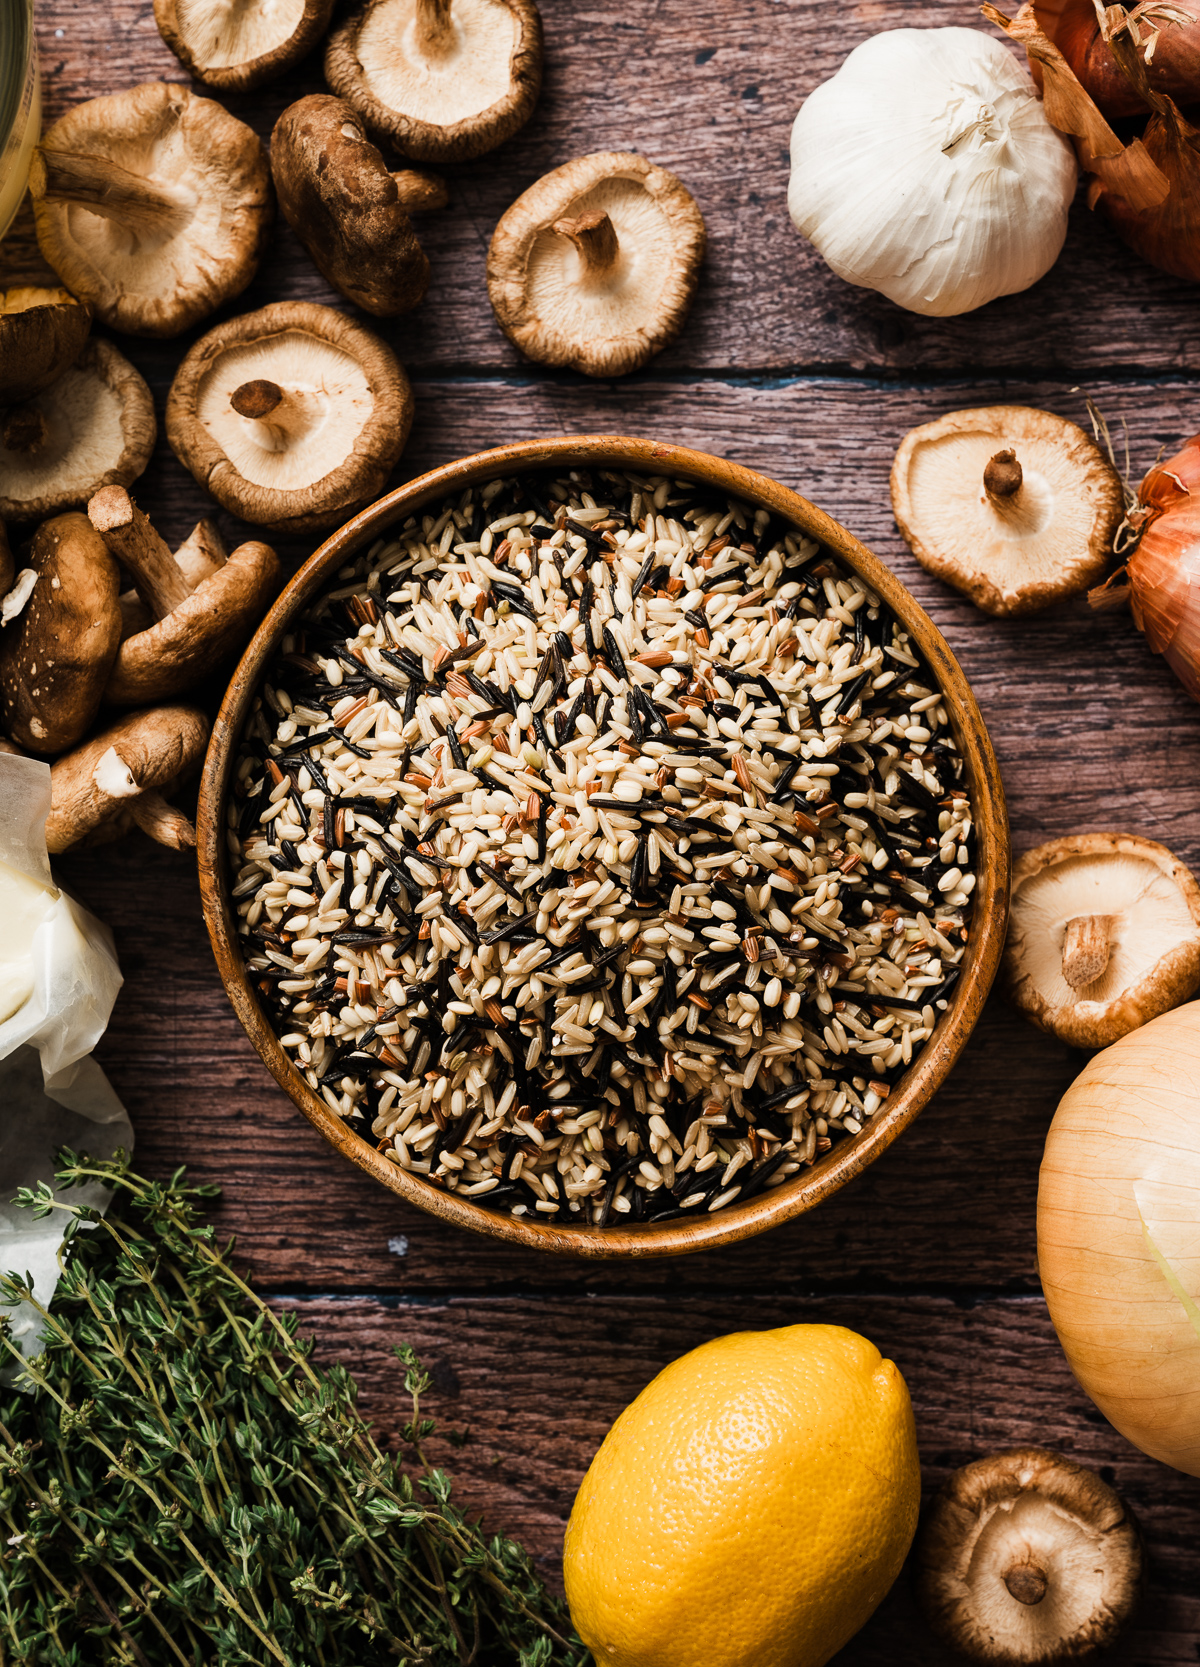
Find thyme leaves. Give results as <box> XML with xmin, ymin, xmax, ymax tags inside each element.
<box><xmin>0</xmin><ymin>1155</ymin><xmax>586</xmax><ymax>1667</ymax></box>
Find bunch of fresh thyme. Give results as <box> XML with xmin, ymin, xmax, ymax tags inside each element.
<box><xmin>0</xmin><ymin>1154</ymin><xmax>588</xmax><ymax>1667</ymax></box>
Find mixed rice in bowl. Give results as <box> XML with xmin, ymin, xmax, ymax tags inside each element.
<box><xmin>222</xmin><ymin>457</ymin><xmax>984</xmax><ymax>1233</ymax></box>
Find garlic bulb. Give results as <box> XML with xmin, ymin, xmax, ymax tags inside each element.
<box><xmin>788</xmin><ymin>28</ymin><xmax>1078</xmax><ymax>317</ymax></box>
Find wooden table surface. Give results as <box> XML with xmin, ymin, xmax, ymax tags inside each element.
<box><xmin>10</xmin><ymin>0</ymin><xmax>1200</xmax><ymax>1659</ymax></box>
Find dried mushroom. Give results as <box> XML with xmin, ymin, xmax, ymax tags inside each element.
<box><xmin>45</xmin><ymin>705</ymin><xmax>210</xmax><ymax>852</ymax></box>
<box><xmin>0</xmin><ymin>518</ymin><xmax>11</xmax><ymax>601</ymax></box>
<box><xmin>325</xmin><ymin>0</ymin><xmax>542</xmax><ymax>163</ymax></box>
<box><xmin>0</xmin><ymin>287</ymin><xmax>91</xmax><ymax>404</ymax></box>
<box><xmin>271</xmin><ymin>96</ymin><xmax>445</xmax><ymax>316</ymax></box>
<box><xmin>1004</xmin><ymin>832</ymin><xmax>1200</xmax><ymax>1049</ymax></box>
<box><xmin>917</xmin><ymin>1448</ymin><xmax>1142</xmax><ymax>1663</ymax></box>
<box><xmin>155</xmin><ymin>0</ymin><xmax>335</xmax><ymax>90</ymax></box>
<box><xmin>891</xmin><ymin>407</ymin><xmax>1125</xmax><ymax>617</ymax></box>
<box><xmin>166</xmin><ymin>301</ymin><xmax>413</xmax><ymax>535</ymax></box>
<box><xmin>88</xmin><ymin>486</ymin><xmax>280</xmax><ymax>705</ymax></box>
<box><xmin>30</xmin><ymin>83</ymin><xmax>272</xmax><ymax>337</ymax></box>
<box><xmin>0</xmin><ymin>339</ymin><xmax>156</xmax><ymax>523</ymax></box>
<box><xmin>0</xmin><ymin>511</ymin><xmax>120</xmax><ymax>754</ymax></box>
<box><xmin>487</xmin><ymin>151</ymin><xmax>707</xmax><ymax>378</ymax></box>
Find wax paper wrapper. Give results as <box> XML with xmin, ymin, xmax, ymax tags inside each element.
<box><xmin>0</xmin><ymin>754</ymin><xmax>130</xmax><ymax>1362</ymax></box>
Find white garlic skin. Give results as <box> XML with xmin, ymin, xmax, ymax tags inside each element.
<box><xmin>788</xmin><ymin>28</ymin><xmax>1077</xmax><ymax>317</ymax></box>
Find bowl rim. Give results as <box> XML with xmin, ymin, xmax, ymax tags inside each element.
<box><xmin>197</xmin><ymin>434</ymin><xmax>1010</xmax><ymax>1259</ymax></box>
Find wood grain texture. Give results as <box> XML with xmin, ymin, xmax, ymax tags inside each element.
<box><xmin>275</xmin><ymin>1291</ymin><xmax>1200</xmax><ymax>1654</ymax></box>
<box><xmin>12</xmin><ymin>0</ymin><xmax>1200</xmax><ymax>1653</ymax></box>
<box><xmin>14</xmin><ymin>0</ymin><xmax>1200</xmax><ymax>378</ymax></box>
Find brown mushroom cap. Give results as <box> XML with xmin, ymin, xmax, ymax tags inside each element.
<box><xmin>0</xmin><ymin>511</ymin><xmax>121</xmax><ymax>754</ymax></box>
<box><xmin>165</xmin><ymin>301</ymin><xmax>413</xmax><ymax>535</ymax></box>
<box><xmin>44</xmin><ymin>704</ymin><xmax>210</xmax><ymax>852</ymax></box>
<box><xmin>916</xmin><ymin>1447</ymin><xmax>1142</xmax><ymax>1664</ymax></box>
<box><xmin>154</xmin><ymin>0</ymin><xmax>335</xmax><ymax>90</ymax></box>
<box><xmin>487</xmin><ymin>151</ymin><xmax>707</xmax><ymax>379</ymax></box>
<box><xmin>1003</xmin><ymin>832</ymin><xmax>1200</xmax><ymax>1049</ymax></box>
<box><xmin>0</xmin><ymin>287</ymin><xmax>92</xmax><ymax>404</ymax></box>
<box><xmin>0</xmin><ymin>518</ymin><xmax>12</xmax><ymax>600</ymax></box>
<box><xmin>0</xmin><ymin>339</ymin><xmax>156</xmax><ymax>524</ymax></box>
<box><xmin>30</xmin><ymin>83</ymin><xmax>272</xmax><ymax>337</ymax></box>
<box><xmin>891</xmin><ymin>407</ymin><xmax>1125</xmax><ymax>618</ymax></box>
<box><xmin>87</xmin><ymin>485</ymin><xmax>281</xmax><ymax>705</ymax></box>
<box><xmin>325</xmin><ymin>0</ymin><xmax>542</xmax><ymax>163</ymax></box>
<box><xmin>271</xmin><ymin>96</ymin><xmax>437</xmax><ymax>317</ymax></box>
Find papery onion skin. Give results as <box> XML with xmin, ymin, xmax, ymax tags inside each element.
<box><xmin>1128</xmin><ymin>432</ymin><xmax>1200</xmax><ymax>699</ymax></box>
<box><xmin>1034</xmin><ymin>0</ymin><xmax>1200</xmax><ymax>119</ymax></box>
<box><xmin>1039</xmin><ymin>1002</ymin><xmax>1200</xmax><ymax>1475</ymax></box>
<box><xmin>1102</xmin><ymin>99</ymin><xmax>1200</xmax><ymax>282</ymax></box>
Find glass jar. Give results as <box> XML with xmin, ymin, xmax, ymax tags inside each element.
<box><xmin>0</xmin><ymin>0</ymin><xmax>40</xmax><ymax>245</ymax></box>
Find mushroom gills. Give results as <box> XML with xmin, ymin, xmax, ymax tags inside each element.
<box><xmin>167</xmin><ymin>0</ymin><xmax>307</xmax><ymax>69</ymax></box>
<box><xmin>356</xmin><ymin>0</ymin><xmax>521</xmax><ymax>126</ymax></box>
<box><xmin>197</xmin><ymin>330</ymin><xmax>374</xmax><ymax>489</ymax></box>
<box><xmin>1017</xmin><ymin>852</ymin><xmax>1198</xmax><ymax>1007</ymax></box>
<box><xmin>890</xmin><ymin>407</ymin><xmax>1125</xmax><ymax>618</ymax></box>
<box><xmin>0</xmin><ymin>358</ymin><xmax>129</xmax><ymax>506</ymax></box>
<box><xmin>528</xmin><ymin>180</ymin><xmax>677</xmax><ymax>326</ymax></box>
<box><xmin>963</xmin><ymin>1490</ymin><xmax>1120</xmax><ymax>1650</ymax></box>
<box><xmin>33</xmin><ymin>146</ymin><xmax>198</xmax><ymax>240</ymax></box>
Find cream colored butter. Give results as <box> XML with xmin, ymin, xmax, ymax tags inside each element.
<box><xmin>0</xmin><ymin>858</ymin><xmax>57</xmax><ymax>1023</ymax></box>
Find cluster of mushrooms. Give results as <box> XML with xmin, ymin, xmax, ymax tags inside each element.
<box><xmin>18</xmin><ymin>0</ymin><xmax>707</xmax><ymax>379</ymax></box>
<box><xmin>0</xmin><ymin>0</ymin><xmax>712</xmax><ymax>853</ymax></box>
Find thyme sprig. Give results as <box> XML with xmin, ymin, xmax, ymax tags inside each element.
<box><xmin>0</xmin><ymin>1153</ymin><xmax>588</xmax><ymax>1667</ymax></box>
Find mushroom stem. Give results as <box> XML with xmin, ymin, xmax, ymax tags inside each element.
<box><xmin>89</xmin><ymin>486</ymin><xmax>195</xmax><ymax>620</ymax></box>
<box><xmin>552</xmin><ymin>210</ymin><xmax>621</xmax><ymax>283</ymax></box>
<box><xmin>391</xmin><ymin>169</ymin><xmax>449</xmax><ymax>213</ymax></box>
<box><xmin>2</xmin><ymin>406</ymin><xmax>47</xmax><ymax>454</ymax></box>
<box><xmin>231</xmin><ymin>379</ymin><xmax>283</xmax><ymax>419</ymax></box>
<box><xmin>228</xmin><ymin>380</ymin><xmax>325</xmax><ymax>448</ymax></box>
<box><xmin>1062</xmin><ymin>914</ymin><xmax>1114</xmax><ymax>989</ymax></box>
<box><xmin>31</xmin><ymin>147</ymin><xmax>196</xmax><ymax>237</ymax></box>
<box><xmin>414</xmin><ymin>0</ymin><xmax>455</xmax><ymax>53</ymax></box>
<box><xmin>984</xmin><ymin>449</ymin><xmax>1024</xmax><ymax>500</ymax></box>
<box><xmin>1002</xmin><ymin>1562</ymin><xmax>1048</xmax><ymax>1606</ymax></box>
<box><xmin>130</xmin><ymin>790</ymin><xmax>197</xmax><ymax>849</ymax></box>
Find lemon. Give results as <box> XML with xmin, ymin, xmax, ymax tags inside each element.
<box><xmin>563</xmin><ymin>1324</ymin><xmax>920</xmax><ymax>1667</ymax></box>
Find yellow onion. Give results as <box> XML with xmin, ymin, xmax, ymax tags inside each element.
<box><xmin>1039</xmin><ymin>1001</ymin><xmax>1200</xmax><ymax>1474</ymax></box>
<box><xmin>1102</xmin><ymin>432</ymin><xmax>1200</xmax><ymax>699</ymax></box>
<box><xmin>1033</xmin><ymin>0</ymin><xmax>1200</xmax><ymax>119</ymax></box>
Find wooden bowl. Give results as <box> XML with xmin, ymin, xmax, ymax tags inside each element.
<box><xmin>198</xmin><ymin>436</ymin><xmax>1009</xmax><ymax>1258</ymax></box>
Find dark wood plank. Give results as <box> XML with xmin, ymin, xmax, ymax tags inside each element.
<box><xmin>278</xmin><ymin>1290</ymin><xmax>1200</xmax><ymax>1656</ymax></box>
<box><xmin>52</xmin><ymin>375</ymin><xmax>1200</xmax><ymax>1292</ymax></box>
<box><xmin>16</xmin><ymin>0</ymin><xmax>1200</xmax><ymax>377</ymax></box>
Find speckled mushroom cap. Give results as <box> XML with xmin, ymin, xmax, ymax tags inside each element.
<box><xmin>45</xmin><ymin>705</ymin><xmax>210</xmax><ymax>852</ymax></box>
<box><xmin>1003</xmin><ymin>832</ymin><xmax>1200</xmax><ymax>1049</ymax></box>
<box><xmin>487</xmin><ymin>151</ymin><xmax>707</xmax><ymax>378</ymax></box>
<box><xmin>270</xmin><ymin>96</ymin><xmax>432</xmax><ymax>316</ymax></box>
<box><xmin>0</xmin><ymin>286</ymin><xmax>91</xmax><ymax>404</ymax></box>
<box><xmin>165</xmin><ymin>301</ymin><xmax>413</xmax><ymax>536</ymax></box>
<box><xmin>0</xmin><ymin>519</ymin><xmax>12</xmax><ymax>601</ymax></box>
<box><xmin>30</xmin><ymin>82</ymin><xmax>272</xmax><ymax>337</ymax></box>
<box><xmin>154</xmin><ymin>0</ymin><xmax>335</xmax><ymax>90</ymax></box>
<box><xmin>0</xmin><ymin>511</ymin><xmax>121</xmax><ymax>755</ymax></box>
<box><xmin>324</xmin><ymin>0</ymin><xmax>542</xmax><ymax>162</ymax></box>
<box><xmin>890</xmin><ymin>406</ymin><xmax>1124</xmax><ymax>617</ymax></box>
<box><xmin>916</xmin><ymin>1448</ymin><xmax>1142</xmax><ymax>1664</ymax></box>
<box><xmin>0</xmin><ymin>339</ymin><xmax>156</xmax><ymax>523</ymax></box>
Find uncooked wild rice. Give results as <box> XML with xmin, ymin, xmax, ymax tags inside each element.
<box><xmin>228</xmin><ymin>468</ymin><xmax>975</xmax><ymax>1226</ymax></box>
